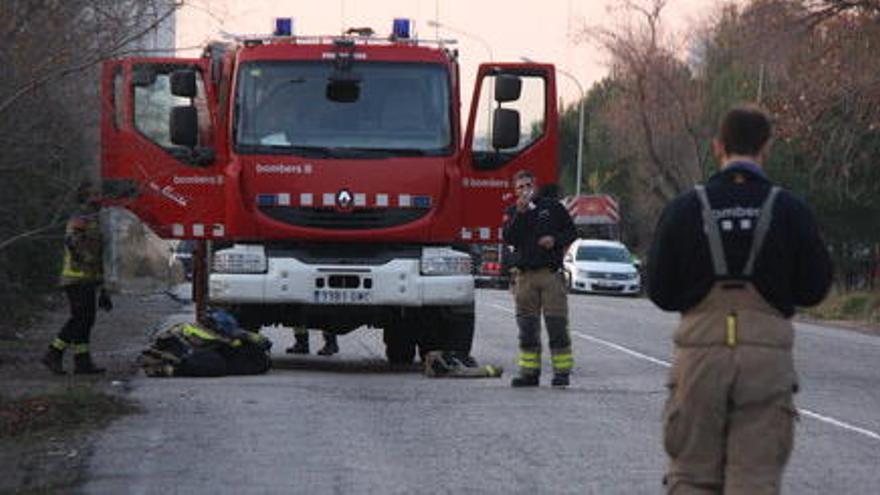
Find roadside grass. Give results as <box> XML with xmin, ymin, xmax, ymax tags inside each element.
<box><xmin>0</xmin><ymin>386</ymin><xmax>139</xmax><ymax>440</ymax></box>
<box><xmin>805</xmin><ymin>290</ymin><xmax>880</xmax><ymax>325</ymax></box>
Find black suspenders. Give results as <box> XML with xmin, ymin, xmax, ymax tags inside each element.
<box><xmin>694</xmin><ymin>185</ymin><xmax>781</xmax><ymax>279</ymax></box>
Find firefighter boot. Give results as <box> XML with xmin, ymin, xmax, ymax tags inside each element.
<box><xmin>317</xmin><ymin>333</ymin><xmax>339</xmax><ymax>356</ymax></box>
<box><xmin>286</xmin><ymin>332</ymin><xmax>310</xmax><ymax>354</ymax></box>
<box><xmin>74</xmin><ymin>353</ymin><xmax>106</xmax><ymax>374</ymax></box>
<box><xmin>41</xmin><ymin>346</ymin><xmax>66</xmax><ymax>375</ymax></box>
<box><xmin>551</xmin><ymin>373</ymin><xmax>570</xmax><ymax>388</ymax></box>
<box><xmin>511</xmin><ymin>373</ymin><xmax>539</xmax><ymax>387</ymax></box>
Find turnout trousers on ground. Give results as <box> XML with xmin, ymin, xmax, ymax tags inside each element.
<box><xmin>513</xmin><ymin>268</ymin><xmax>573</xmax><ymax>375</ymax></box>
<box><xmin>663</xmin><ymin>283</ymin><xmax>798</xmax><ymax>495</ymax></box>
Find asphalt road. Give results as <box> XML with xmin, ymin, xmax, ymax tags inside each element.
<box><xmin>81</xmin><ymin>289</ymin><xmax>880</xmax><ymax>494</ymax></box>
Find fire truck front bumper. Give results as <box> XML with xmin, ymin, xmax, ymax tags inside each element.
<box><xmin>209</xmin><ymin>247</ymin><xmax>474</xmax><ymax>307</ymax></box>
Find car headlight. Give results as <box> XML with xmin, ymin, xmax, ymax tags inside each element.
<box><xmin>421</xmin><ymin>247</ymin><xmax>472</xmax><ymax>276</ymax></box>
<box><xmin>213</xmin><ymin>245</ymin><xmax>268</xmax><ymax>274</ymax></box>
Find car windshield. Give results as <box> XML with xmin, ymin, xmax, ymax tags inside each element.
<box><xmin>576</xmin><ymin>245</ymin><xmax>632</xmax><ymax>263</ymax></box>
<box><xmin>235</xmin><ymin>61</ymin><xmax>451</xmax><ymax>156</ymax></box>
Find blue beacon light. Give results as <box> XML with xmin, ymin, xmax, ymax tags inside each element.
<box><xmin>392</xmin><ymin>18</ymin><xmax>411</xmax><ymax>39</ymax></box>
<box><xmin>274</xmin><ymin>17</ymin><xmax>293</xmax><ymax>37</ymax></box>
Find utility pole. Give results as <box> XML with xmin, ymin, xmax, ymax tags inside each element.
<box><xmin>523</xmin><ymin>58</ymin><xmax>586</xmax><ymax>196</ymax></box>
<box><xmin>428</xmin><ymin>20</ymin><xmax>494</xmax><ymax>144</ymax></box>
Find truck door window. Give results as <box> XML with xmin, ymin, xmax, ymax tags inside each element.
<box><xmin>472</xmin><ymin>74</ymin><xmax>546</xmax><ymax>154</ymax></box>
<box><xmin>133</xmin><ymin>65</ymin><xmax>213</xmax><ymax>153</ymax></box>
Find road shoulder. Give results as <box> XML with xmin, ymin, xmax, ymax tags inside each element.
<box><xmin>0</xmin><ymin>280</ymin><xmax>184</xmax><ymax>493</ymax></box>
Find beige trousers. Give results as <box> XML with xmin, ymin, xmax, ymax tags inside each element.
<box><xmin>664</xmin><ymin>283</ymin><xmax>799</xmax><ymax>495</ymax></box>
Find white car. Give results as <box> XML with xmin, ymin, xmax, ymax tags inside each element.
<box><xmin>563</xmin><ymin>239</ymin><xmax>641</xmax><ymax>296</ymax></box>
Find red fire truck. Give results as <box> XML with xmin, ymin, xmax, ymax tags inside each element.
<box><xmin>565</xmin><ymin>194</ymin><xmax>621</xmax><ymax>240</ymax></box>
<box><xmin>101</xmin><ymin>19</ymin><xmax>558</xmax><ymax>363</ymax></box>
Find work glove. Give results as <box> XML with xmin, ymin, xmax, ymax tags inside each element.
<box><xmin>98</xmin><ymin>289</ymin><xmax>113</xmax><ymax>312</ymax></box>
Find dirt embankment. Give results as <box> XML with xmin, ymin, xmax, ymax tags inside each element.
<box><xmin>0</xmin><ymin>279</ymin><xmax>185</xmax><ymax>493</ymax></box>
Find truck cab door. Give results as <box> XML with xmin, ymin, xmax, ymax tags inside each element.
<box><xmin>460</xmin><ymin>64</ymin><xmax>558</xmax><ymax>244</ymax></box>
<box><xmin>101</xmin><ymin>58</ymin><xmax>226</xmax><ymax>239</ymax></box>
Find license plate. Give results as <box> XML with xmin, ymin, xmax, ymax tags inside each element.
<box><xmin>313</xmin><ymin>290</ymin><xmax>372</xmax><ymax>304</ymax></box>
<box><xmin>594</xmin><ymin>282</ymin><xmax>620</xmax><ymax>290</ymax></box>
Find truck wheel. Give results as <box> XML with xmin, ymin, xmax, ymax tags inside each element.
<box><xmin>384</xmin><ymin>326</ymin><xmax>416</xmax><ymax>364</ymax></box>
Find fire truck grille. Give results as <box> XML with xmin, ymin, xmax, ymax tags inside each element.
<box><xmin>259</xmin><ymin>207</ymin><xmax>429</xmax><ymax>230</ymax></box>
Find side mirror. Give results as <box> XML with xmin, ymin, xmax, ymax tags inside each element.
<box><xmin>171</xmin><ymin>70</ymin><xmax>198</xmax><ymax>98</ymax></box>
<box><xmin>170</xmin><ymin>106</ymin><xmax>198</xmax><ymax>147</ymax></box>
<box><xmin>495</xmin><ymin>74</ymin><xmax>522</xmax><ymax>103</ymax></box>
<box><xmin>492</xmin><ymin>108</ymin><xmax>520</xmax><ymax>150</ymax></box>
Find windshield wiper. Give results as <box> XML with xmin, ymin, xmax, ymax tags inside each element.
<box><xmin>324</xmin><ymin>147</ymin><xmax>433</xmax><ymax>158</ymax></box>
<box><xmin>237</xmin><ymin>144</ymin><xmax>446</xmax><ymax>158</ymax></box>
<box><xmin>237</xmin><ymin>144</ymin><xmax>332</xmax><ymax>157</ymax></box>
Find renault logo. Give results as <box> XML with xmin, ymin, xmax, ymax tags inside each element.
<box><xmin>336</xmin><ymin>189</ymin><xmax>354</xmax><ymax>211</ymax></box>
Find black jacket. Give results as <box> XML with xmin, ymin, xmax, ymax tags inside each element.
<box><xmin>503</xmin><ymin>195</ymin><xmax>577</xmax><ymax>271</ymax></box>
<box><xmin>648</xmin><ymin>162</ymin><xmax>832</xmax><ymax>317</ymax></box>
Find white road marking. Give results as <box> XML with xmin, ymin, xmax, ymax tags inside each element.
<box><xmin>485</xmin><ymin>300</ymin><xmax>880</xmax><ymax>442</ymax></box>
<box><xmin>798</xmin><ymin>410</ymin><xmax>880</xmax><ymax>441</ymax></box>
<box><xmin>572</xmin><ymin>331</ymin><xmax>672</xmax><ymax>368</ymax></box>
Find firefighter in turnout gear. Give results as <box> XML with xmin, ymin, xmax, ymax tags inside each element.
<box><xmin>648</xmin><ymin>106</ymin><xmax>832</xmax><ymax>494</ymax></box>
<box><xmin>503</xmin><ymin>170</ymin><xmax>577</xmax><ymax>388</ymax></box>
<box><xmin>42</xmin><ymin>181</ymin><xmax>113</xmax><ymax>375</ymax></box>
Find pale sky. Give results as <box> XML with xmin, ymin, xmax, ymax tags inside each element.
<box><xmin>177</xmin><ymin>0</ymin><xmax>722</xmax><ymax>106</ymax></box>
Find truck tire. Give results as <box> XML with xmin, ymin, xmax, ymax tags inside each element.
<box><xmin>384</xmin><ymin>325</ymin><xmax>416</xmax><ymax>364</ymax></box>
<box><xmin>440</xmin><ymin>302</ymin><xmax>475</xmax><ymax>356</ymax></box>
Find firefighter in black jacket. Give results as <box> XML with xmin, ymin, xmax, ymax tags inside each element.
<box><xmin>503</xmin><ymin>170</ymin><xmax>577</xmax><ymax>388</ymax></box>
<box><xmin>648</xmin><ymin>106</ymin><xmax>832</xmax><ymax>494</ymax></box>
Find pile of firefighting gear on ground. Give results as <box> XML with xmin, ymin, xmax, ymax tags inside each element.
<box><xmin>139</xmin><ymin>309</ymin><xmax>504</xmax><ymax>379</ymax></box>
<box><xmin>140</xmin><ymin>309</ymin><xmax>271</xmax><ymax>377</ymax></box>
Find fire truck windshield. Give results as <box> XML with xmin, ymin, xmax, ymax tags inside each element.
<box><xmin>235</xmin><ymin>61</ymin><xmax>452</xmax><ymax>157</ymax></box>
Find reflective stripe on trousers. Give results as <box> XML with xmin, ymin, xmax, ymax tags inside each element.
<box><xmin>518</xmin><ymin>351</ymin><xmax>541</xmax><ymax>372</ymax></box>
<box><xmin>551</xmin><ymin>351</ymin><xmax>574</xmax><ymax>372</ymax></box>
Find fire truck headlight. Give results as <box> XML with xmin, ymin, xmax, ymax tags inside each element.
<box><xmin>213</xmin><ymin>245</ymin><xmax>268</xmax><ymax>274</ymax></box>
<box><xmin>420</xmin><ymin>247</ymin><xmax>472</xmax><ymax>276</ymax></box>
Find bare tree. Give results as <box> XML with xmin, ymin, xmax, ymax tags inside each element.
<box><xmin>582</xmin><ymin>0</ymin><xmax>710</xmax><ymax>204</ymax></box>
<box><xmin>0</xmin><ymin>0</ymin><xmax>187</xmax><ymax>332</ymax></box>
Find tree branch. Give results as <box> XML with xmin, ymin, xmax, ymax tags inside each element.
<box><xmin>0</xmin><ymin>1</ymin><xmax>184</xmax><ymax>117</ymax></box>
